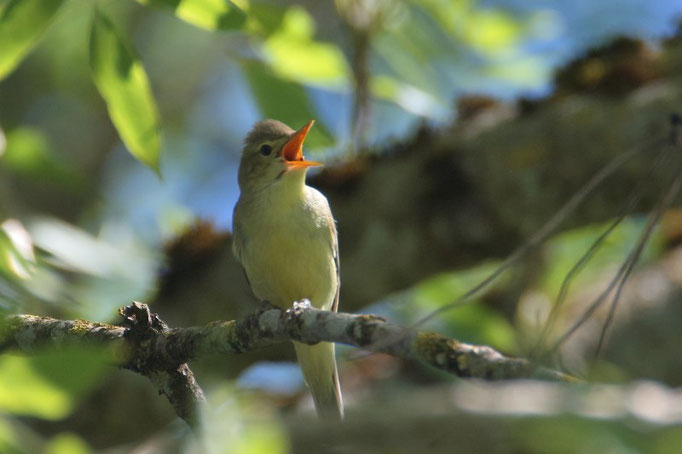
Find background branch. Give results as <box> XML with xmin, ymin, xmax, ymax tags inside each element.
<box><xmin>158</xmin><ymin>38</ymin><xmax>682</xmax><ymax>324</ymax></box>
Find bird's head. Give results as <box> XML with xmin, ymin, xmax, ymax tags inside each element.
<box><xmin>238</xmin><ymin>119</ymin><xmax>322</xmax><ymax>192</ymax></box>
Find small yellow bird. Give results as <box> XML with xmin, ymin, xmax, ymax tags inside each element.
<box><xmin>232</xmin><ymin>119</ymin><xmax>343</xmax><ymax>419</ymax></box>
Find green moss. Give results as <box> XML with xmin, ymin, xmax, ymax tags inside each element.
<box><xmin>415</xmin><ymin>331</ymin><xmax>461</xmax><ymax>369</ymax></box>
<box><xmin>68</xmin><ymin>320</ymin><xmax>92</xmax><ymax>337</ymax></box>
<box><xmin>68</xmin><ymin>320</ymin><xmax>117</xmax><ymax>337</ymax></box>
<box><xmin>415</xmin><ymin>332</ymin><xmax>446</xmax><ymax>356</ymax></box>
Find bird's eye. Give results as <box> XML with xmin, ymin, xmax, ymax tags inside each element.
<box><xmin>259</xmin><ymin>144</ymin><xmax>272</xmax><ymax>156</ymax></box>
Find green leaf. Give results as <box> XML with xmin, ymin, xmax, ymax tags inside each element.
<box><xmin>411</xmin><ymin>262</ymin><xmax>518</xmax><ymax>352</ymax></box>
<box><xmin>0</xmin><ymin>219</ymin><xmax>35</xmax><ymax>281</ymax></box>
<box><xmin>542</xmin><ymin>218</ymin><xmax>663</xmax><ymax>297</ymax></box>
<box><xmin>137</xmin><ymin>0</ymin><xmax>247</xmax><ymax>31</ymax></box>
<box><xmin>263</xmin><ymin>7</ymin><xmax>349</xmax><ymax>88</ymax></box>
<box><xmin>0</xmin><ymin>417</ymin><xmax>23</xmax><ymax>454</ymax></box>
<box><xmin>187</xmin><ymin>385</ymin><xmax>288</xmax><ymax>454</ymax></box>
<box><xmin>247</xmin><ymin>2</ymin><xmax>286</xmax><ymax>36</ymax></box>
<box><xmin>1</xmin><ymin>127</ymin><xmax>83</xmax><ymax>188</ymax></box>
<box><xmin>0</xmin><ymin>355</ymin><xmax>74</xmax><ymax>419</ymax></box>
<box><xmin>243</xmin><ymin>62</ymin><xmax>334</xmax><ymax>149</ymax></box>
<box><xmin>45</xmin><ymin>433</ymin><xmax>91</xmax><ymax>454</ymax></box>
<box><xmin>89</xmin><ymin>9</ymin><xmax>161</xmax><ymax>172</ymax></box>
<box><xmin>0</xmin><ymin>347</ymin><xmax>110</xmax><ymax>419</ymax></box>
<box><xmin>0</xmin><ymin>0</ymin><xmax>65</xmax><ymax>81</ymax></box>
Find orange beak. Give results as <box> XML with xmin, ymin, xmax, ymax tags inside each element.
<box><xmin>281</xmin><ymin>120</ymin><xmax>323</xmax><ymax>168</ymax></box>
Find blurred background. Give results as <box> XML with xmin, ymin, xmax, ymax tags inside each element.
<box><xmin>2</xmin><ymin>0</ymin><xmax>682</xmax><ymax>452</ymax></box>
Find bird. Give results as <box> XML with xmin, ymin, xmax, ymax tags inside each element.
<box><xmin>232</xmin><ymin>119</ymin><xmax>343</xmax><ymax>419</ymax></box>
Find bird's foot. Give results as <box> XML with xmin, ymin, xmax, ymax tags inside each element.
<box><xmin>288</xmin><ymin>299</ymin><xmax>312</xmax><ymax>317</ymax></box>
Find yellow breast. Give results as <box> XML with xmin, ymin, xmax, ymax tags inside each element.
<box><xmin>234</xmin><ymin>185</ymin><xmax>338</xmax><ymax>311</ymax></box>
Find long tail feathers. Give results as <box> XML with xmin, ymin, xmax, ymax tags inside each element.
<box><xmin>293</xmin><ymin>341</ymin><xmax>343</xmax><ymax>420</ymax></box>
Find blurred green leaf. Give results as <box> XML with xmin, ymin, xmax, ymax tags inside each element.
<box><xmin>243</xmin><ymin>62</ymin><xmax>334</xmax><ymax>148</ymax></box>
<box><xmin>0</xmin><ymin>219</ymin><xmax>35</xmax><ymax>281</ymax></box>
<box><xmin>446</xmin><ymin>303</ymin><xmax>517</xmax><ymax>351</ymax></box>
<box><xmin>412</xmin><ymin>262</ymin><xmax>517</xmax><ymax>351</ymax></box>
<box><xmin>0</xmin><ymin>125</ymin><xmax>5</xmax><ymax>156</ymax></box>
<box><xmin>0</xmin><ymin>355</ymin><xmax>74</xmax><ymax>419</ymax></box>
<box><xmin>370</xmin><ymin>75</ymin><xmax>446</xmax><ymax>118</ymax></box>
<box><xmin>27</xmin><ymin>217</ymin><xmax>156</xmax><ymax>320</ymax></box>
<box><xmin>417</xmin><ymin>0</ymin><xmax>522</xmax><ymax>56</ymax></box>
<box><xmin>0</xmin><ymin>347</ymin><xmax>110</xmax><ymax>420</ymax></box>
<box><xmin>137</xmin><ymin>0</ymin><xmax>246</xmax><ymax>31</ymax></box>
<box><xmin>0</xmin><ymin>0</ymin><xmax>65</xmax><ymax>81</ymax></box>
<box><xmin>45</xmin><ymin>433</ymin><xmax>91</xmax><ymax>454</ymax></box>
<box><xmin>1</xmin><ymin>127</ymin><xmax>50</xmax><ymax>172</ymax></box>
<box><xmin>247</xmin><ymin>2</ymin><xmax>286</xmax><ymax>36</ymax></box>
<box><xmin>0</xmin><ymin>418</ymin><xmax>22</xmax><ymax>454</ymax></box>
<box><xmin>542</xmin><ymin>218</ymin><xmax>663</xmax><ymax>297</ymax></box>
<box><xmin>1</xmin><ymin>128</ymin><xmax>82</xmax><ymax>187</ymax></box>
<box><xmin>462</xmin><ymin>9</ymin><xmax>521</xmax><ymax>56</ymax></box>
<box><xmin>263</xmin><ymin>7</ymin><xmax>349</xmax><ymax>87</ymax></box>
<box><xmin>187</xmin><ymin>385</ymin><xmax>289</xmax><ymax>454</ymax></box>
<box><xmin>89</xmin><ymin>9</ymin><xmax>161</xmax><ymax>172</ymax></box>
<box><xmin>32</xmin><ymin>347</ymin><xmax>112</xmax><ymax>395</ymax></box>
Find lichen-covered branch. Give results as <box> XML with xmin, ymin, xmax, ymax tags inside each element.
<box><xmin>1</xmin><ymin>302</ymin><xmax>571</xmax><ymax>395</ymax></box>
<box><xmin>157</xmin><ymin>302</ymin><xmax>569</xmax><ymax>381</ymax></box>
<box><xmin>0</xmin><ymin>303</ymin><xmax>206</xmax><ymax>428</ymax></box>
<box><xmin>0</xmin><ymin>302</ymin><xmax>573</xmax><ymax>426</ymax></box>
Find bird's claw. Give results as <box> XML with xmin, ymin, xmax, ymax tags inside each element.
<box><xmin>287</xmin><ymin>299</ymin><xmax>312</xmax><ymax>317</ymax></box>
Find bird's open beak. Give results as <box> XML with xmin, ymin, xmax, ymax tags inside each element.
<box><xmin>282</xmin><ymin>120</ymin><xmax>323</xmax><ymax>168</ymax></box>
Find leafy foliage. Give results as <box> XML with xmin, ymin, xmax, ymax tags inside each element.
<box><xmin>138</xmin><ymin>0</ymin><xmax>247</xmax><ymax>31</ymax></box>
<box><xmin>89</xmin><ymin>9</ymin><xmax>162</xmax><ymax>172</ymax></box>
<box><xmin>0</xmin><ymin>347</ymin><xmax>109</xmax><ymax>419</ymax></box>
<box><xmin>0</xmin><ymin>0</ymin><xmax>65</xmax><ymax>81</ymax></box>
<box><xmin>263</xmin><ymin>7</ymin><xmax>349</xmax><ymax>88</ymax></box>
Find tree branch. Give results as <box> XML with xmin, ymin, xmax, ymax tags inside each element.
<box><xmin>0</xmin><ymin>302</ymin><xmax>206</xmax><ymax>429</ymax></box>
<box><xmin>1</xmin><ymin>302</ymin><xmax>573</xmax><ymax>424</ymax></box>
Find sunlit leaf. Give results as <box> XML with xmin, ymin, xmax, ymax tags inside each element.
<box><xmin>371</xmin><ymin>75</ymin><xmax>447</xmax><ymax>118</ymax></box>
<box><xmin>0</xmin><ymin>0</ymin><xmax>65</xmax><ymax>81</ymax></box>
<box><xmin>263</xmin><ymin>7</ymin><xmax>349</xmax><ymax>87</ymax></box>
<box><xmin>0</xmin><ymin>219</ymin><xmax>35</xmax><ymax>281</ymax></box>
<box><xmin>89</xmin><ymin>9</ymin><xmax>161</xmax><ymax>172</ymax></box>
<box><xmin>0</xmin><ymin>347</ymin><xmax>110</xmax><ymax>419</ymax></box>
<box><xmin>243</xmin><ymin>62</ymin><xmax>334</xmax><ymax>148</ymax></box>
<box><xmin>417</xmin><ymin>0</ymin><xmax>521</xmax><ymax>57</ymax></box>
<box><xmin>45</xmin><ymin>433</ymin><xmax>91</xmax><ymax>454</ymax></box>
<box><xmin>137</xmin><ymin>0</ymin><xmax>247</xmax><ymax>31</ymax></box>
<box><xmin>28</xmin><ymin>217</ymin><xmax>156</xmax><ymax>321</ymax></box>
<box><xmin>0</xmin><ymin>355</ymin><xmax>73</xmax><ymax>419</ymax></box>
<box><xmin>462</xmin><ymin>9</ymin><xmax>521</xmax><ymax>56</ymax></box>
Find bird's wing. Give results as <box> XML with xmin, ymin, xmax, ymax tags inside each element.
<box><xmin>330</xmin><ymin>217</ymin><xmax>340</xmax><ymax>314</ymax></box>
<box><xmin>232</xmin><ymin>199</ymin><xmax>252</xmax><ymax>288</ymax></box>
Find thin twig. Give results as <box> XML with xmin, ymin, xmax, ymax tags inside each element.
<box><xmin>532</xmin><ymin>139</ymin><xmax>677</xmax><ymax>358</ymax></box>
